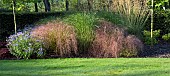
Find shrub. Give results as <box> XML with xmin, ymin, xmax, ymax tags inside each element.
<box><xmin>31</xmin><ymin>22</ymin><xmax>77</xmax><ymax>57</ymax></box>
<box><xmin>89</xmin><ymin>21</ymin><xmax>143</xmax><ymax>58</ymax></box>
<box><xmin>143</xmin><ymin>30</ymin><xmax>161</xmax><ymax>45</ymax></box>
<box><xmin>6</xmin><ymin>30</ymin><xmax>45</xmax><ymax>59</ymax></box>
<box><xmin>63</xmin><ymin>13</ymin><xmax>98</xmax><ymax>54</ymax></box>
<box><xmin>162</xmin><ymin>33</ymin><xmax>170</xmax><ymax>41</ymax></box>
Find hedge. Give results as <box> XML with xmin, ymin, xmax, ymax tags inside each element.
<box><xmin>0</xmin><ymin>12</ymin><xmax>64</xmax><ymax>41</ymax></box>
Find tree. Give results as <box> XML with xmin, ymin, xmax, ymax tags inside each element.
<box><xmin>77</xmin><ymin>0</ymin><xmax>80</xmax><ymax>10</ymax></box>
<box><xmin>12</xmin><ymin>0</ymin><xmax>17</xmax><ymax>34</ymax></box>
<box><xmin>66</xmin><ymin>0</ymin><xmax>69</xmax><ymax>11</ymax></box>
<box><xmin>87</xmin><ymin>0</ymin><xmax>93</xmax><ymax>11</ymax></box>
<box><xmin>34</xmin><ymin>2</ymin><xmax>38</xmax><ymax>12</ymax></box>
<box><xmin>43</xmin><ymin>0</ymin><xmax>51</xmax><ymax>12</ymax></box>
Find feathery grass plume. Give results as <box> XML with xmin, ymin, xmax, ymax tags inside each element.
<box><xmin>89</xmin><ymin>20</ymin><xmax>143</xmax><ymax>58</ymax></box>
<box><xmin>121</xmin><ymin>35</ymin><xmax>143</xmax><ymax>57</ymax></box>
<box><xmin>112</xmin><ymin>0</ymin><xmax>150</xmax><ymax>38</ymax></box>
<box><xmin>89</xmin><ymin>20</ymin><xmax>126</xmax><ymax>58</ymax></box>
<box><xmin>31</xmin><ymin>22</ymin><xmax>77</xmax><ymax>57</ymax></box>
<box><xmin>63</xmin><ymin>13</ymin><xmax>98</xmax><ymax>55</ymax></box>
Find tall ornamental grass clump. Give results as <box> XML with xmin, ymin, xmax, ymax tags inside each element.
<box><xmin>6</xmin><ymin>28</ymin><xmax>45</xmax><ymax>59</ymax></box>
<box><xmin>112</xmin><ymin>0</ymin><xmax>150</xmax><ymax>38</ymax></box>
<box><xmin>89</xmin><ymin>21</ymin><xmax>143</xmax><ymax>58</ymax></box>
<box><xmin>31</xmin><ymin>22</ymin><xmax>77</xmax><ymax>57</ymax></box>
<box><xmin>63</xmin><ymin>13</ymin><xmax>98</xmax><ymax>55</ymax></box>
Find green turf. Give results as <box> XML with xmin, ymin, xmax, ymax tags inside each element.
<box><xmin>0</xmin><ymin>58</ymin><xmax>170</xmax><ymax>76</ymax></box>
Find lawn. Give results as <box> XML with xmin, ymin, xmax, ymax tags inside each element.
<box><xmin>0</xmin><ymin>58</ymin><xmax>170</xmax><ymax>76</ymax></box>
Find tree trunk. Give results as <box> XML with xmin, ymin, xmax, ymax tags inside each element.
<box><xmin>66</xmin><ymin>0</ymin><xmax>69</xmax><ymax>11</ymax></box>
<box><xmin>87</xmin><ymin>0</ymin><xmax>93</xmax><ymax>11</ymax></box>
<box><xmin>12</xmin><ymin>0</ymin><xmax>17</xmax><ymax>34</ymax></box>
<box><xmin>43</xmin><ymin>0</ymin><xmax>51</xmax><ymax>12</ymax></box>
<box><xmin>169</xmin><ymin>0</ymin><xmax>170</xmax><ymax>8</ymax></box>
<box><xmin>34</xmin><ymin>2</ymin><xmax>38</xmax><ymax>12</ymax></box>
<box><xmin>77</xmin><ymin>0</ymin><xmax>80</xmax><ymax>10</ymax></box>
<box><xmin>108</xmin><ymin>0</ymin><xmax>113</xmax><ymax>11</ymax></box>
<box><xmin>13</xmin><ymin>0</ymin><xmax>16</xmax><ymax>7</ymax></box>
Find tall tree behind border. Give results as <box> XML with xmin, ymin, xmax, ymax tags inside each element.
<box><xmin>34</xmin><ymin>2</ymin><xmax>38</xmax><ymax>12</ymax></box>
<box><xmin>87</xmin><ymin>0</ymin><xmax>93</xmax><ymax>11</ymax></box>
<box><xmin>77</xmin><ymin>0</ymin><xmax>80</xmax><ymax>10</ymax></box>
<box><xmin>43</xmin><ymin>0</ymin><xmax>51</xmax><ymax>12</ymax></box>
<box><xmin>66</xmin><ymin>0</ymin><xmax>69</xmax><ymax>11</ymax></box>
<box><xmin>12</xmin><ymin>0</ymin><xmax>17</xmax><ymax>34</ymax></box>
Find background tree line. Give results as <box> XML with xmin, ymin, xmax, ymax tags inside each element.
<box><xmin>0</xmin><ymin>0</ymin><xmax>115</xmax><ymax>12</ymax></box>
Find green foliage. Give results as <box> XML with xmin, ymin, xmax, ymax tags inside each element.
<box><xmin>146</xmin><ymin>10</ymin><xmax>170</xmax><ymax>35</ymax></box>
<box><xmin>6</xmin><ymin>29</ymin><xmax>45</xmax><ymax>59</ymax></box>
<box><xmin>143</xmin><ymin>30</ymin><xmax>161</xmax><ymax>37</ymax></box>
<box><xmin>95</xmin><ymin>11</ymin><xmax>122</xmax><ymax>25</ymax></box>
<box><xmin>143</xmin><ymin>30</ymin><xmax>161</xmax><ymax>45</ymax></box>
<box><xmin>147</xmin><ymin>0</ymin><xmax>169</xmax><ymax>10</ymax></box>
<box><xmin>1</xmin><ymin>0</ymin><xmax>41</xmax><ymax>12</ymax></box>
<box><xmin>63</xmin><ymin>13</ymin><xmax>98</xmax><ymax>54</ymax></box>
<box><xmin>162</xmin><ymin>33</ymin><xmax>170</xmax><ymax>41</ymax></box>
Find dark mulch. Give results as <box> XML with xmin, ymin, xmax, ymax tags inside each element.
<box><xmin>1</xmin><ymin>41</ymin><xmax>170</xmax><ymax>60</ymax></box>
<box><xmin>0</xmin><ymin>42</ymin><xmax>16</xmax><ymax>60</ymax></box>
<box><xmin>139</xmin><ymin>41</ymin><xmax>170</xmax><ymax>58</ymax></box>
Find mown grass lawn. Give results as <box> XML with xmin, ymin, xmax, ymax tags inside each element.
<box><xmin>0</xmin><ymin>58</ymin><xmax>170</xmax><ymax>76</ymax></box>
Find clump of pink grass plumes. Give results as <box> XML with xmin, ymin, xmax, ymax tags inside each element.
<box><xmin>89</xmin><ymin>20</ymin><xmax>143</xmax><ymax>58</ymax></box>
<box><xmin>121</xmin><ymin>35</ymin><xmax>143</xmax><ymax>57</ymax></box>
<box><xmin>31</xmin><ymin>22</ymin><xmax>77</xmax><ymax>57</ymax></box>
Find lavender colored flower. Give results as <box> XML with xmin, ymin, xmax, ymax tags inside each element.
<box><xmin>38</xmin><ymin>50</ymin><xmax>43</xmax><ymax>56</ymax></box>
<box><xmin>6</xmin><ymin>25</ymin><xmax>45</xmax><ymax>59</ymax></box>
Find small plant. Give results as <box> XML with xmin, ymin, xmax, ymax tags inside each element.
<box><xmin>6</xmin><ymin>30</ymin><xmax>45</xmax><ymax>59</ymax></box>
<box><xmin>162</xmin><ymin>33</ymin><xmax>170</xmax><ymax>41</ymax></box>
<box><xmin>143</xmin><ymin>30</ymin><xmax>160</xmax><ymax>45</ymax></box>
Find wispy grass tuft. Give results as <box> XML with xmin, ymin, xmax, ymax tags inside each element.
<box><xmin>89</xmin><ymin>20</ymin><xmax>125</xmax><ymax>58</ymax></box>
<box><xmin>63</xmin><ymin>13</ymin><xmax>98</xmax><ymax>55</ymax></box>
<box><xmin>31</xmin><ymin>22</ymin><xmax>77</xmax><ymax>57</ymax></box>
<box><xmin>112</xmin><ymin>0</ymin><xmax>150</xmax><ymax>38</ymax></box>
<box><xmin>89</xmin><ymin>20</ymin><xmax>143</xmax><ymax>58</ymax></box>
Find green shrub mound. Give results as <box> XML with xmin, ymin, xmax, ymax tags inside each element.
<box><xmin>162</xmin><ymin>33</ymin><xmax>170</xmax><ymax>41</ymax></box>
<box><xmin>143</xmin><ymin>30</ymin><xmax>160</xmax><ymax>45</ymax></box>
<box><xmin>89</xmin><ymin>21</ymin><xmax>143</xmax><ymax>58</ymax></box>
<box><xmin>31</xmin><ymin>22</ymin><xmax>78</xmax><ymax>57</ymax></box>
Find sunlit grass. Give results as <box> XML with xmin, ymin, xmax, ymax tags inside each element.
<box><xmin>0</xmin><ymin>58</ymin><xmax>170</xmax><ymax>76</ymax></box>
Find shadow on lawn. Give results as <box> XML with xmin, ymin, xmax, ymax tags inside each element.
<box><xmin>0</xmin><ymin>62</ymin><xmax>85</xmax><ymax>76</ymax></box>
<box><xmin>124</xmin><ymin>69</ymin><xmax>170</xmax><ymax>76</ymax></box>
